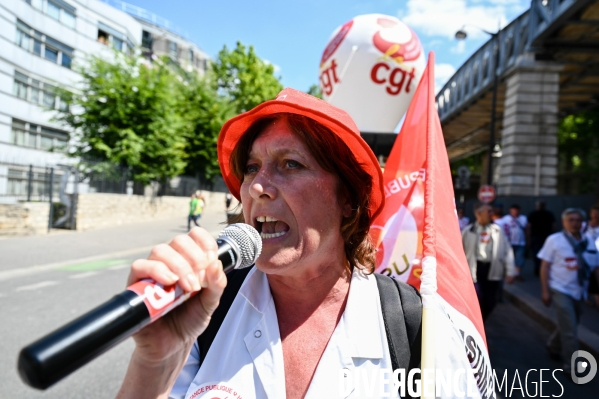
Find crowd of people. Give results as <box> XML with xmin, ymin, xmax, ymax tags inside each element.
<box><xmin>458</xmin><ymin>201</ymin><xmax>599</xmax><ymax>373</ymax></box>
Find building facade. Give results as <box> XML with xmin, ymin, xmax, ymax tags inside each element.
<box><xmin>0</xmin><ymin>0</ymin><xmax>209</xmax><ymax>203</ymax></box>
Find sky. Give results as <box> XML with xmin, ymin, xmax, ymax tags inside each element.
<box><xmin>121</xmin><ymin>0</ymin><xmax>530</xmax><ymax>94</ymax></box>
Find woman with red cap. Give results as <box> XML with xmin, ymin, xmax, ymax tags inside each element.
<box><xmin>116</xmin><ymin>89</ymin><xmax>420</xmax><ymax>399</ymax></box>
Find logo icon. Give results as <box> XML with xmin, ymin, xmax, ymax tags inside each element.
<box><xmin>372</xmin><ymin>17</ymin><xmax>421</xmax><ymax>64</ymax></box>
<box><xmin>571</xmin><ymin>350</ymin><xmax>597</xmax><ymax>384</ymax></box>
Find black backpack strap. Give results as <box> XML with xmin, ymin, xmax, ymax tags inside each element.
<box><xmin>197</xmin><ymin>266</ymin><xmax>253</xmax><ymax>368</ymax></box>
<box><xmin>374</xmin><ymin>274</ymin><xmax>422</xmax><ymax>373</ymax></box>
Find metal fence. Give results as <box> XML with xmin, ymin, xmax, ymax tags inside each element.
<box><xmin>0</xmin><ymin>159</ymin><xmax>227</xmax><ymax>231</ymax></box>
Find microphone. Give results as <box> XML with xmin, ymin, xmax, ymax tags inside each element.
<box><xmin>17</xmin><ymin>223</ymin><xmax>261</xmax><ymax>390</ymax></box>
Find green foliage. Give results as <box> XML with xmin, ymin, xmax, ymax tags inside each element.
<box><xmin>450</xmin><ymin>152</ymin><xmax>484</xmax><ymax>175</ymax></box>
<box><xmin>55</xmin><ymin>42</ymin><xmax>282</xmax><ymax>185</ymax></box>
<box><xmin>180</xmin><ymin>73</ymin><xmax>233</xmax><ymax>180</ymax></box>
<box><xmin>307</xmin><ymin>84</ymin><xmax>322</xmax><ymax>99</ymax></box>
<box><xmin>55</xmin><ymin>53</ymin><xmax>188</xmax><ymax>185</ymax></box>
<box><xmin>558</xmin><ymin>110</ymin><xmax>599</xmax><ymax>193</ymax></box>
<box><xmin>210</xmin><ymin>42</ymin><xmax>283</xmax><ymax>115</ymax></box>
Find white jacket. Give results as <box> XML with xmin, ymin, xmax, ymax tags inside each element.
<box><xmin>462</xmin><ymin>223</ymin><xmax>517</xmax><ymax>282</ymax></box>
<box><xmin>170</xmin><ymin>267</ymin><xmax>399</xmax><ymax>399</ymax></box>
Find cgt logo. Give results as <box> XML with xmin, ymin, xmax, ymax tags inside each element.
<box><xmin>571</xmin><ymin>350</ymin><xmax>597</xmax><ymax>384</ymax></box>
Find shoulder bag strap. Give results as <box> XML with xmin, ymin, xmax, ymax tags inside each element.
<box><xmin>197</xmin><ymin>266</ymin><xmax>253</xmax><ymax>368</ymax></box>
<box><xmin>374</xmin><ymin>273</ymin><xmax>422</xmax><ymax>373</ymax></box>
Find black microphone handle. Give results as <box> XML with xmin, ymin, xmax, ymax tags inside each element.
<box><xmin>18</xmin><ymin>239</ymin><xmax>241</xmax><ymax>390</ymax></box>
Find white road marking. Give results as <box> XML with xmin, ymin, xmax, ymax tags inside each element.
<box><xmin>108</xmin><ymin>263</ymin><xmax>130</xmax><ymax>270</ymax></box>
<box><xmin>69</xmin><ymin>271</ymin><xmax>99</xmax><ymax>279</ymax></box>
<box><xmin>0</xmin><ymin>229</ymin><xmax>221</xmax><ymax>282</ymax></box>
<box><xmin>16</xmin><ymin>281</ymin><xmax>59</xmax><ymax>292</ymax></box>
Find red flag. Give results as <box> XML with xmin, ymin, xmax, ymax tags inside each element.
<box><xmin>374</xmin><ymin>52</ymin><xmax>494</xmax><ymax>398</ymax></box>
<box><xmin>419</xmin><ymin>53</ymin><xmax>493</xmax><ymax>398</ymax></box>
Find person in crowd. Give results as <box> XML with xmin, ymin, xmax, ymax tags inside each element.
<box><xmin>457</xmin><ymin>206</ymin><xmax>470</xmax><ymax>231</ymax></box>
<box><xmin>115</xmin><ymin>88</ymin><xmax>421</xmax><ymax>399</ymax></box>
<box><xmin>527</xmin><ymin>201</ymin><xmax>556</xmax><ymax>277</ymax></box>
<box><xmin>462</xmin><ymin>202</ymin><xmax>516</xmax><ymax>320</ymax></box>
<box><xmin>187</xmin><ymin>193</ymin><xmax>200</xmax><ymax>230</ymax></box>
<box><xmin>501</xmin><ymin>204</ymin><xmax>528</xmax><ymax>279</ymax></box>
<box><xmin>583</xmin><ymin>204</ymin><xmax>599</xmax><ymax>307</ymax></box>
<box><xmin>538</xmin><ymin>208</ymin><xmax>599</xmax><ymax>372</ymax></box>
<box><xmin>492</xmin><ymin>202</ymin><xmax>506</xmax><ymax>234</ymax></box>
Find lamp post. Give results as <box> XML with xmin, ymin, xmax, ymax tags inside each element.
<box><xmin>455</xmin><ymin>25</ymin><xmax>500</xmax><ymax>186</ymax></box>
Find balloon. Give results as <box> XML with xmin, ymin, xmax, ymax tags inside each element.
<box><xmin>319</xmin><ymin>14</ymin><xmax>426</xmax><ymax>133</ymax></box>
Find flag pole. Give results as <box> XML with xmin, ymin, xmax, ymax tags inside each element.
<box><xmin>420</xmin><ymin>257</ymin><xmax>437</xmax><ymax>399</ymax></box>
<box><xmin>420</xmin><ymin>51</ymin><xmax>437</xmax><ymax>399</ymax></box>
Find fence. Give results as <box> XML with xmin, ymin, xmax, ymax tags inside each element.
<box><xmin>0</xmin><ymin>159</ymin><xmax>229</xmax><ymax>233</ymax></box>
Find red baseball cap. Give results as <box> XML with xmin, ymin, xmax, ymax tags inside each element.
<box><xmin>217</xmin><ymin>87</ymin><xmax>385</xmax><ymax>220</ymax></box>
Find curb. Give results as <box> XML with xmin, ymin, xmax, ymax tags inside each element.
<box><xmin>503</xmin><ymin>283</ymin><xmax>599</xmax><ymax>360</ymax></box>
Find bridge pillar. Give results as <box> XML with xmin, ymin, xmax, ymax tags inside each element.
<box><xmin>497</xmin><ymin>61</ymin><xmax>562</xmax><ymax>196</ymax></box>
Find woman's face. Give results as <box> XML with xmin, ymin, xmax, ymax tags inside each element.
<box><xmin>240</xmin><ymin>121</ymin><xmax>349</xmax><ymax>277</ymax></box>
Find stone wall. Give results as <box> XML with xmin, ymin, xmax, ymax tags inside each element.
<box><xmin>0</xmin><ymin>202</ymin><xmax>50</xmax><ymax>236</ymax></box>
<box><xmin>498</xmin><ymin>59</ymin><xmax>562</xmax><ymax>196</ymax></box>
<box><xmin>75</xmin><ymin>191</ymin><xmax>228</xmax><ymax>231</ymax></box>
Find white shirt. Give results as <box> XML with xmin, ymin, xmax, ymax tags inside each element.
<box><xmin>584</xmin><ymin>224</ymin><xmax>599</xmax><ymax>249</ymax></box>
<box><xmin>537</xmin><ymin>232</ymin><xmax>599</xmax><ymax>300</ymax></box>
<box><xmin>170</xmin><ymin>267</ymin><xmax>398</xmax><ymax>399</ymax></box>
<box><xmin>500</xmin><ymin>215</ymin><xmax>527</xmax><ymax>246</ymax></box>
<box><xmin>475</xmin><ymin>224</ymin><xmax>493</xmax><ymax>262</ymax></box>
<box><xmin>458</xmin><ymin>216</ymin><xmax>470</xmax><ymax>231</ymax></box>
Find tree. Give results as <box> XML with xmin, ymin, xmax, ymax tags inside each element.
<box><xmin>210</xmin><ymin>42</ymin><xmax>283</xmax><ymax>115</ymax></box>
<box><xmin>55</xmin><ymin>53</ymin><xmax>189</xmax><ymax>185</ymax></box>
<box><xmin>180</xmin><ymin>73</ymin><xmax>233</xmax><ymax>180</ymax></box>
<box><xmin>558</xmin><ymin>110</ymin><xmax>599</xmax><ymax>193</ymax></box>
<box><xmin>307</xmin><ymin>84</ymin><xmax>322</xmax><ymax>99</ymax></box>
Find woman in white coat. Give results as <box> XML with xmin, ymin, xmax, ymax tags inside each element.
<box><xmin>115</xmin><ymin>88</ymin><xmax>420</xmax><ymax>399</ymax></box>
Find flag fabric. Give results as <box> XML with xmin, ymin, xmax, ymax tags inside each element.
<box><xmin>374</xmin><ymin>52</ymin><xmax>495</xmax><ymax>398</ymax></box>
<box><xmin>370</xmin><ymin>61</ymin><xmax>428</xmax><ymax>289</ymax></box>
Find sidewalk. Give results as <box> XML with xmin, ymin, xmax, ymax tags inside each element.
<box><xmin>503</xmin><ymin>258</ymin><xmax>599</xmax><ymax>359</ymax></box>
<box><xmin>0</xmin><ymin>208</ymin><xmax>228</xmax><ymax>272</ymax></box>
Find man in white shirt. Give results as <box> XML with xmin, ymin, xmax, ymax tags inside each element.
<box><xmin>583</xmin><ymin>204</ymin><xmax>599</xmax><ymax>307</ymax></box>
<box><xmin>538</xmin><ymin>208</ymin><xmax>599</xmax><ymax>372</ymax></box>
<box><xmin>501</xmin><ymin>204</ymin><xmax>528</xmax><ymax>278</ymax></box>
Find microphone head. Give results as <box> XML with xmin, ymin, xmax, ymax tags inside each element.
<box><xmin>219</xmin><ymin>223</ymin><xmax>262</xmax><ymax>269</ymax></box>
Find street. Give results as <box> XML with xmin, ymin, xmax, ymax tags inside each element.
<box><xmin>0</xmin><ymin>213</ymin><xmax>598</xmax><ymax>398</ymax></box>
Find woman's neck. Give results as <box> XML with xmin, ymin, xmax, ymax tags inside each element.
<box><xmin>267</xmin><ymin>259</ymin><xmax>351</xmax><ymax>318</ymax></box>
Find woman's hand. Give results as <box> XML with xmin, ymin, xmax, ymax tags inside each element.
<box><xmin>126</xmin><ymin>227</ymin><xmax>227</xmax><ymax>364</ymax></box>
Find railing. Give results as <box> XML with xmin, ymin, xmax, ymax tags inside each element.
<box><xmin>435</xmin><ymin>0</ymin><xmax>588</xmax><ymax>123</ymax></box>
<box><xmin>528</xmin><ymin>0</ymin><xmax>581</xmax><ymax>47</ymax></box>
<box><xmin>435</xmin><ymin>10</ymin><xmax>531</xmax><ymax>122</ymax></box>
<box><xmin>99</xmin><ymin>0</ymin><xmax>189</xmax><ymax>39</ymax></box>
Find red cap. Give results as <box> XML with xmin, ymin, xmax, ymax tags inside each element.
<box><xmin>217</xmin><ymin>88</ymin><xmax>385</xmax><ymax>220</ymax></box>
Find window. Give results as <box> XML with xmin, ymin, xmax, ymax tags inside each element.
<box><xmin>142</xmin><ymin>30</ymin><xmax>153</xmax><ymax>50</ymax></box>
<box><xmin>26</xmin><ymin>0</ymin><xmax>77</xmax><ymax>29</ymax></box>
<box><xmin>12</xmin><ymin>70</ymin><xmax>67</xmax><ymax>110</ymax></box>
<box><xmin>112</xmin><ymin>37</ymin><xmax>123</xmax><ymax>51</ymax></box>
<box><xmin>97</xmin><ymin>22</ymin><xmax>129</xmax><ymax>52</ymax></box>
<box><xmin>13</xmin><ymin>72</ymin><xmax>28</xmax><ymax>99</ymax></box>
<box><xmin>44</xmin><ymin>46</ymin><xmax>58</xmax><ymax>62</ymax></box>
<box><xmin>16</xmin><ymin>20</ymin><xmax>74</xmax><ymax>68</ymax></box>
<box><xmin>11</xmin><ymin>119</ymin><xmax>69</xmax><ymax>152</ymax></box>
<box><xmin>169</xmin><ymin>41</ymin><xmax>178</xmax><ymax>60</ymax></box>
<box><xmin>189</xmin><ymin>49</ymin><xmax>194</xmax><ymax>63</ymax></box>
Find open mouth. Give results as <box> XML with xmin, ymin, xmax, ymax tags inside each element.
<box><xmin>255</xmin><ymin>216</ymin><xmax>290</xmax><ymax>239</ymax></box>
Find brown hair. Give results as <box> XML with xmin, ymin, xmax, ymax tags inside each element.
<box><xmin>229</xmin><ymin>113</ymin><xmax>376</xmax><ymax>273</ymax></box>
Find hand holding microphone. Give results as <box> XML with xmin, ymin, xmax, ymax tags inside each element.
<box><xmin>18</xmin><ymin>223</ymin><xmax>261</xmax><ymax>390</ymax></box>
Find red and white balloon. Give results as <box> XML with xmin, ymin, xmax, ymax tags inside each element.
<box><xmin>320</xmin><ymin>14</ymin><xmax>425</xmax><ymax>133</ymax></box>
